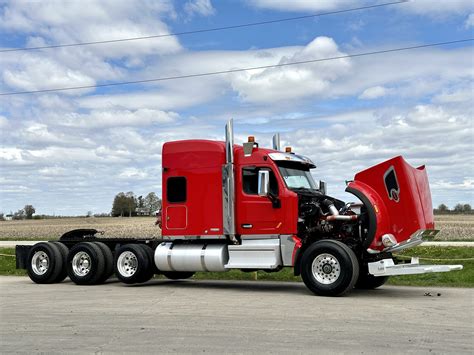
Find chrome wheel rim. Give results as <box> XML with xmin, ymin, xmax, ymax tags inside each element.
<box><xmin>72</xmin><ymin>251</ymin><xmax>92</xmax><ymax>277</ymax></box>
<box><xmin>117</xmin><ymin>251</ymin><xmax>138</xmax><ymax>277</ymax></box>
<box><xmin>312</xmin><ymin>253</ymin><xmax>341</xmax><ymax>285</ymax></box>
<box><xmin>31</xmin><ymin>251</ymin><xmax>49</xmax><ymax>275</ymax></box>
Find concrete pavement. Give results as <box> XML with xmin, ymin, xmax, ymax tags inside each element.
<box><xmin>0</xmin><ymin>276</ymin><xmax>472</xmax><ymax>354</ymax></box>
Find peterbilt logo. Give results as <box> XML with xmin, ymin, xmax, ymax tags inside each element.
<box><xmin>384</xmin><ymin>166</ymin><xmax>400</xmax><ymax>202</ymax></box>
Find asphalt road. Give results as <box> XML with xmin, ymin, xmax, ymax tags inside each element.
<box><xmin>0</xmin><ymin>277</ymin><xmax>472</xmax><ymax>354</ymax></box>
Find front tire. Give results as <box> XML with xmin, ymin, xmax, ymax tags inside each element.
<box><xmin>301</xmin><ymin>240</ymin><xmax>359</xmax><ymax>296</ymax></box>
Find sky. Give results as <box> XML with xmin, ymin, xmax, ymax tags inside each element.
<box><xmin>0</xmin><ymin>0</ymin><xmax>473</xmax><ymax>216</ymax></box>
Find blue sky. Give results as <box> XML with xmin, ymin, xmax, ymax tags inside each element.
<box><xmin>0</xmin><ymin>0</ymin><xmax>473</xmax><ymax>215</ymax></box>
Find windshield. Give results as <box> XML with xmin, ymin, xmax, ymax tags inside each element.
<box><xmin>277</xmin><ymin>165</ymin><xmax>317</xmax><ymax>190</ymax></box>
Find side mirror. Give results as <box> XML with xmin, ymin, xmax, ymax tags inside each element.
<box><xmin>319</xmin><ymin>180</ymin><xmax>327</xmax><ymax>195</ymax></box>
<box><xmin>258</xmin><ymin>170</ymin><xmax>270</xmax><ymax>196</ymax></box>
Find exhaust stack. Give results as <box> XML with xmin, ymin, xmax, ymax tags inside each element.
<box><xmin>223</xmin><ymin>119</ymin><xmax>237</xmax><ymax>243</ymax></box>
<box><xmin>272</xmin><ymin>133</ymin><xmax>280</xmax><ymax>151</ymax></box>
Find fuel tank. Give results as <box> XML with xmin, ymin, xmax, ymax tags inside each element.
<box><xmin>155</xmin><ymin>243</ymin><xmax>229</xmax><ymax>272</ymax></box>
<box><xmin>346</xmin><ymin>156</ymin><xmax>435</xmax><ymax>252</ymax></box>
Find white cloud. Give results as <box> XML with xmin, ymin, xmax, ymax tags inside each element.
<box><xmin>20</xmin><ymin>123</ymin><xmax>64</xmax><ymax>144</ymax></box>
<box><xmin>3</xmin><ymin>55</ymin><xmax>96</xmax><ymax>94</ymax></box>
<box><xmin>184</xmin><ymin>0</ymin><xmax>215</xmax><ymax>17</ymax></box>
<box><xmin>57</xmin><ymin>109</ymin><xmax>178</xmax><ymax>128</ymax></box>
<box><xmin>400</xmin><ymin>0</ymin><xmax>474</xmax><ymax>17</ymax></box>
<box><xmin>229</xmin><ymin>37</ymin><xmax>351</xmax><ymax>103</ymax></box>
<box><xmin>0</xmin><ymin>1</ymin><xmax>182</xmax><ymax>64</ymax></box>
<box><xmin>359</xmin><ymin>86</ymin><xmax>389</xmax><ymax>99</ymax></box>
<box><xmin>465</xmin><ymin>13</ymin><xmax>474</xmax><ymax>28</ymax></box>
<box><xmin>250</xmin><ymin>0</ymin><xmax>359</xmax><ymax>12</ymax></box>
<box><xmin>0</xmin><ymin>115</ymin><xmax>8</xmax><ymax>129</ymax></box>
<box><xmin>118</xmin><ymin>168</ymin><xmax>148</xmax><ymax>180</ymax></box>
<box><xmin>250</xmin><ymin>0</ymin><xmax>474</xmax><ymax>18</ymax></box>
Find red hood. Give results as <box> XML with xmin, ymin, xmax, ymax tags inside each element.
<box><xmin>347</xmin><ymin>156</ymin><xmax>435</xmax><ymax>252</ymax></box>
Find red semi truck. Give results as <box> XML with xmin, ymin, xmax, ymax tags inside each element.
<box><xmin>16</xmin><ymin>120</ymin><xmax>462</xmax><ymax>296</ymax></box>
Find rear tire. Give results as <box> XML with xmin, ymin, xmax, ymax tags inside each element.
<box><xmin>67</xmin><ymin>242</ymin><xmax>106</xmax><ymax>285</ymax></box>
<box><xmin>301</xmin><ymin>240</ymin><xmax>359</xmax><ymax>296</ymax></box>
<box><xmin>94</xmin><ymin>242</ymin><xmax>114</xmax><ymax>283</ymax></box>
<box><xmin>137</xmin><ymin>244</ymin><xmax>155</xmax><ymax>283</ymax></box>
<box><xmin>27</xmin><ymin>242</ymin><xmax>64</xmax><ymax>284</ymax></box>
<box><xmin>162</xmin><ymin>271</ymin><xmax>195</xmax><ymax>280</ymax></box>
<box><xmin>51</xmin><ymin>242</ymin><xmax>69</xmax><ymax>283</ymax></box>
<box><xmin>114</xmin><ymin>244</ymin><xmax>151</xmax><ymax>284</ymax></box>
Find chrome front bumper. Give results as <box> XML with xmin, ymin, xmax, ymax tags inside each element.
<box><xmin>368</xmin><ymin>257</ymin><xmax>463</xmax><ymax>277</ymax></box>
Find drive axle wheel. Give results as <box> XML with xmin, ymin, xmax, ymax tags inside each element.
<box><xmin>114</xmin><ymin>244</ymin><xmax>153</xmax><ymax>284</ymax></box>
<box><xmin>67</xmin><ymin>242</ymin><xmax>106</xmax><ymax>285</ymax></box>
<box><xmin>27</xmin><ymin>242</ymin><xmax>64</xmax><ymax>284</ymax></box>
<box><xmin>301</xmin><ymin>240</ymin><xmax>359</xmax><ymax>297</ymax></box>
<box><xmin>51</xmin><ymin>242</ymin><xmax>69</xmax><ymax>283</ymax></box>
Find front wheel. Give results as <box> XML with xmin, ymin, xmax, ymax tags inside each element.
<box><xmin>301</xmin><ymin>240</ymin><xmax>359</xmax><ymax>297</ymax></box>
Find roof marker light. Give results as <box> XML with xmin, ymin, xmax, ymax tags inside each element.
<box><xmin>285</xmin><ymin>147</ymin><xmax>292</xmax><ymax>153</ymax></box>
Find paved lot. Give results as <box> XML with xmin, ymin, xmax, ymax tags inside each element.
<box><xmin>1</xmin><ymin>277</ymin><xmax>473</xmax><ymax>354</ymax></box>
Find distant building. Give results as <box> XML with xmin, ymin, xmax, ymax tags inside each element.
<box><xmin>135</xmin><ymin>208</ymin><xmax>151</xmax><ymax>216</ymax></box>
<box><xmin>4</xmin><ymin>214</ymin><xmax>13</xmax><ymax>221</ymax></box>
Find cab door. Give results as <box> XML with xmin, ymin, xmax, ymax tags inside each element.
<box><xmin>236</xmin><ymin>166</ymin><xmax>285</xmax><ymax>235</ymax></box>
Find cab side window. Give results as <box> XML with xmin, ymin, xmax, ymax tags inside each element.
<box><xmin>167</xmin><ymin>177</ymin><xmax>187</xmax><ymax>203</ymax></box>
<box><xmin>242</xmin><ymin>167</ymin><xmax>278</xmax><ymax>195</ymax></box>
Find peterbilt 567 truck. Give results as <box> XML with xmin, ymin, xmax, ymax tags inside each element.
<box><xmin>16</xmin><ymin>120</ymin><xmax>462</xmax><ymax>296</ymax></box>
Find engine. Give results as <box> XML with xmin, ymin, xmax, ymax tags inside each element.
<box><xmin>296</xmin><ymin>190</ymin><xmax>368</xmax><ymax>249</ymax></box>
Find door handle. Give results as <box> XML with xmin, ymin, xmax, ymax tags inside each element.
<box><xmin>241</xmin><ymin>224</ymin><xmax>253</xmax><ymax>229</ymax></box>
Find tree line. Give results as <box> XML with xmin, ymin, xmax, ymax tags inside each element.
<box><xmin>434</xmin><ymin>203</ymin><xmax>472</xmax><ymax>215</ymax></box>
<box><xmin>111</xmin><ymin>192</ymin><xmax>161</xmax><ymax>217</ymax></box>
<box><xmin>0</xmin><ymin>205</ymin><xmax>36</xmax><ymax>220</ymax></box>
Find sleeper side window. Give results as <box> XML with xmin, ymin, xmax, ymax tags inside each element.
<box><xmin>242</xmin><ymin>167</ymin><xmax>278</xmax><ymax>195</ymax></box>
<box><xmin>167</xmin><ymin>177</ymin><xmax>187</xmax><ymax>203</ymax></box>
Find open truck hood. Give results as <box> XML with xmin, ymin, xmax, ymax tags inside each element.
<box><xmin>346</xmin><ymin>156</ymin><xmax>435</xmax><ymax>253</ymax></box>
